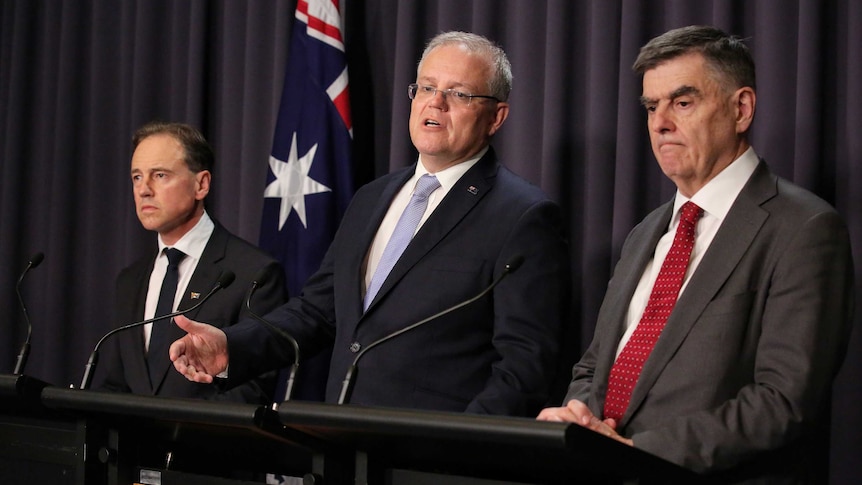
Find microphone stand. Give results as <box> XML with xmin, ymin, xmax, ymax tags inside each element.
<box><xmin>78</xmin><ymin>271</ymin><xmax>234</xmax><ymax>390</ymax></box>
<box><xmin>245</xmin><ymin>279</ymin><xmax>300</xmax><ymax>408</ymax></box>
<box><xmin>338</xmin><ymin>256</ymin><xmax>523</xmax><ymax>405</ymax></box>
<box><xmin>13</xmin><ymin>252</ymin><xmax>44</xmax><ymax>375</ymax></box>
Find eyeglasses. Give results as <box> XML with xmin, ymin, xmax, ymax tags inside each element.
<box><xmin>407</xmin><ymin>83</ymin><xmax>500</xmax><ymax>107</ymax></box>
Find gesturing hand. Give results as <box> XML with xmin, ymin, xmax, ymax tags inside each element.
<box><xmin>169</xmin><ymin>315</ymin><xmax>229</xmax><ymax>384</ymax></box>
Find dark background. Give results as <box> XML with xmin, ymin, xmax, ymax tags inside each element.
<box><xmin>1</xmin><ymin>0</ymin><xmax>859</xmax><ymax>481</ymax></box>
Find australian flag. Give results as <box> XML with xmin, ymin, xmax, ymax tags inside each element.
<box><xmin>259</xmin><ymin>0</ymin><xmax>353</xmax><ymax>403</ymax></box>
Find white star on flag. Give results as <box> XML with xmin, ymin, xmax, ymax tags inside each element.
<box><xmin>264</xmin><ymin>132</ymin><xmax>331</xmax><ymax>229</ymax></box>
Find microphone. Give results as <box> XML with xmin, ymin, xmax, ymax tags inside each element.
<box><xmin>78</xmin><ymin>270</ymin><xmax>235</xmax><ymax>390</ymax></box>
<box><xmin>337</xmin><ymin>255</ymin><xmax>524</xmax><ymax>405</ymax></box>
<box><xmin>13</xmin><ymin>252</ymin><xmax>45</xmax><ymax>375</ymax></box>
<box><xmin>245</xmin><ymin>270</ymin><xmax>300</xmax><ymax>405</ymax></box>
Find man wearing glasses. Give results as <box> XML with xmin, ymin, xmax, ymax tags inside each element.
<box><xmin>169</xmin><ymin>31</ymin><xmax>570</xmax><ymax>416</ymax></box>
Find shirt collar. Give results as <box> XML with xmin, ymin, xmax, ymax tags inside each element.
<box><xmin>157</xmin><ymin>210</ymin><xmax>215</xmax><ymax>261</ymax></box>
<box><xmin>416</xmin><ymin>146</ymin><xmax>488</xmax><ymax>191</ymax></box>
<box><xmin>673</xmin><ymin>146</ymin><xmax>759</xmax><ymax>222</ymax></box>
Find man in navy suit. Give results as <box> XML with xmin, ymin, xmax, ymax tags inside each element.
<box><xmin>169</xmin><ymin>32</ymin><xmax>570</xmax><ymax>416</ymax></box>
<box><xmin>95</xmin><ymin>122</ymin><xmax>286</xmax><ymax>403</ymax></box>
<box><xmin>538</xmin><ymin>26</ymin><xmax>854</xmax><ymax>482</ymax></box>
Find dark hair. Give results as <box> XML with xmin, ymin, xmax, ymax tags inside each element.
<box><xmin>132</xmin><ymin>121</ymin><xmax>214</xmax><ymax>173</ymax></box>
<box><xmin>633</xmin><ymin>25</ymin><xmax>756</xmax><ymax>92</ymax></box>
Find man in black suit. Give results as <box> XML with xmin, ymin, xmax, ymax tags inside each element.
<box><xmin>169</xmin><ymin>32</ymin><xmax>571</xmax><ymax>416</ymax></box>
<box><xmin>538</xmin><ymin>26</ymin><xmax>854</xmax><ymax>482</ymax></box>
<box><xmin>95</xmin><ymin>121</ymin><xmax>286</xmax><ymax>403</ymax></box>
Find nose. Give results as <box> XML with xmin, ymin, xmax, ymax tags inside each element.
<box><xmin>428</xmin><ymin>88</ymin><xmax>449</xmax><ymax>111</ymax></box>
<box><xmin>136</xmin><ymin>177</ymin><xmax>153</xmax><ymax>197</ymax></box>
<box><xmin>650</xmin><ymin>104</ymin><xmax>674</xmax><ymax>134</ymax></box>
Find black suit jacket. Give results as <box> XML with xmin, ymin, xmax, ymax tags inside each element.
<box><xmin>566</xmin><ymin>161</ymin><xmax>855</xmax><ymax>481</ymax></box>
<box><xmin>225</xmin><ymin>148</ymin><xmax>571</xmax><ymax>416</ymax></box>
<box><xmin>96</xmin><ymin>221</ymin><xmax>287</xmax><ymax>403</ymax></box>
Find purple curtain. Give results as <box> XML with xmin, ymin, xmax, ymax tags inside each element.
<box><xmin>2</xmin><ymin>0</ymin><xmax>860</xmax><ymax>481</ymax></box>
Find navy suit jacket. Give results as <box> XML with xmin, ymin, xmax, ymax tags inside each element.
<box><xmin>226</xmin><ymin>148</ymin><xmax>571</xmax><ymax>416</ymax></box>
<box><xmin>566</xmin><ymin>161</ymin><xmax>854</xmax><ymax>481</ymax></box>
<box><xmin>96</xmin><ymin>221</ymin><xmax>287</xmax><ymax>403</ymax></box>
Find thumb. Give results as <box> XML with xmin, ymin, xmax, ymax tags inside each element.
<box><xmin>173</xmin><ymin>314</ymin><xmax>198</xmax><ymax>333</ymax></box>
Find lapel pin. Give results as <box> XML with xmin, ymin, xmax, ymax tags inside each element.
<box><xmin>190</xmin><ymin>292</ymin><xmax>201</xmax><ymax>300</ymax></box>
<box><xmin>467</xmin><ymin>185</ymin><xmax>478</xmax><ymax>195</ymax></box>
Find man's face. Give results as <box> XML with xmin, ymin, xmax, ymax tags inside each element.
<box><xmin>131</xmin><ymin>134</ymin><xmax>209</xmax><ymax>245</ymax></box>
<box><xmin>408</xmin><ymin>45</ymin><xmax>509</xmax><ymax>172</ymax></box>
<box><xmin>641</xmin><ymin>52</ymin><xmax>753</xmax><ymax>197</ymax></box>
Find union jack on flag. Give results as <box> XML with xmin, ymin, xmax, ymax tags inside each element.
<box><xmin>259</xmin><ymin>0</ymin><xmax>354</xmax><ymax>403</ymax></box>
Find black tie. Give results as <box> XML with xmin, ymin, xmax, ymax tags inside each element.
<box><xmin>148</xmin><ymin>247</ymin><xmax>185</xmax><ymax>387</ymax></box>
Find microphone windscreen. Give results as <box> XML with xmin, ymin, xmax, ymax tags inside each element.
<box><xmin>218</xmin><ymin>270</ymin><xmax>236</xmax><ymax>289</ymax></box>
<box><xmin>29</xmin><ymin>252</ymin><xmax>45</xmax><ymax>268</ymax></box>
<box><xmin>252</xmin><ymin>267</ymin><xmax>270</xmax><ymax>287</ymax></box>
<box><xmin>505</xmin><ymin>255</ymin><xmax>524</xmax><ymax>273</ymax></box>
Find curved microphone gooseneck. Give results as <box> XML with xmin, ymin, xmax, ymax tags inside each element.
<box><xmin>244</xmin><ymin>272</ymin><xmax>301</xmax><ymax>405</ymax></box>
<box><xmin>78</xmin><ymin>271</ymin><xmax>235</xmax><ymax>390</ymax></box>
<box><xmin>337</xmin><ymin>255</ymin><xmax>524</xmax><ymax>405</ymax></box>
<box><xmin>13</xmin><ymin>252</ymin><xmax>45</xmax><ymax>375</ymax></box>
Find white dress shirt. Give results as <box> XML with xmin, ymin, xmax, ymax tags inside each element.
<box><xmin>615</xmin><ymin>148</ymin><xmax>760</xmax><ymax>357</ymax></box>
<box><xmin>363</xmin><ymin>148</ymin><xmax>487</xmax><ymax>294</ymax></box>
<box><xmin>143</xmin><ymin>211</ymin><xmax>215</xmax><ymax>351</ymax></box>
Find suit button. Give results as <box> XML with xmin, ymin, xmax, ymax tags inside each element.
<box><xmin>349</xmin><ymin>342</ymin><xmax>361</xmax><ymax>353</ymax></box>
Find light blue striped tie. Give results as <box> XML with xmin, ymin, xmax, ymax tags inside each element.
<box><xmin>364</xmin><ymin>174</ymin><xmax>440</xmax><ymax>311</ymax></box>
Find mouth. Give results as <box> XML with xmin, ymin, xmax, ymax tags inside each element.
<box><xmin>423</xmin><ymin>118</ymin><xmax>441</xmax><ymax>127</ymax></box>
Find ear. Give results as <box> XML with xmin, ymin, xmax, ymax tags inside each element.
<box><xmin>487</xmin><ymin>102</ymin><xmax>510</xmax><ymax>137</ymax></box>
<box><xmin>195</xmin><ymin>170</ymin><xmax>211</xmax><ymax>200</ymax></box>
<box><xmin>734</xmin><ymin>87</ymin><xmax>756</xmax><ymax>134</ymax></box>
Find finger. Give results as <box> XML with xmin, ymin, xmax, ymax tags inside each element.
<box><xmin>565</xmin><ymin>399</ymin><xmax>594</xmax><ymax>426</ymax></box>
<box><xmin>169</xmin><ymin>339</ymin><xmax>186</xmax><ymax>361</ymax></box>
<box><xmin>536</xmin><ymin>408</ymin><xmax>564</xmax><ymax>421</ymax></box>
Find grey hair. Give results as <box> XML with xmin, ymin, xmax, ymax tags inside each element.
<box><xmin>633</xmin><ymin>25</ymin><xmax>756</xmax><ymax>93</ymax></box>
<box><xmin>418</xmin><ymin>31</ymin><xmax>512</xmax><ymax>102</ymax></box>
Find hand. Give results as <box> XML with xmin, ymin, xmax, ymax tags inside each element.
<box><xmin>537</xmin><ymin>399</ymin><xmax>633</xmax><ymax>446</ymax></box>
<box><xmin>169</xmin><ymin>315</ymin><xmax>229</xmax><ymax>383</ymax></box>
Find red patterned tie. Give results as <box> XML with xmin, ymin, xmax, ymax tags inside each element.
<box><xmin>603</xmin><ymin>201</ymin><xmax>703</xmax><ymax>422</ymax></box>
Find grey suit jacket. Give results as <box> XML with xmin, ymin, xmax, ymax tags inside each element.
<box><xmin>566</xmin><ymin>161</ymin><xmax>854</xmax><ymax>481</ymax></box>
<box><xmin>96</xmin><ymin>221</ymin><xmax>287</xmax><ymax>403</ymax></box>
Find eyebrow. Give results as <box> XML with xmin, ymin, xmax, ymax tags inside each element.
<box><xmin>417</xmin><ymin>76</ymin><xmax>473</xmax><ymax>91</ymax></box>
<box><xmin>640</xmin><ymin>85</ymin><xmax>702</xmax><ymax>106</ymax></box>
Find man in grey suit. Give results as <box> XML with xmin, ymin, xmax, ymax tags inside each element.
<box><xmin>538</xmin><ymin>26</ymin><xmax>854</xmax><ymax>482</ymax></box>
<box><xmin>95</xmin><ymin>121</ymin><xmax>286</xmax><ymax>403</ymax></box>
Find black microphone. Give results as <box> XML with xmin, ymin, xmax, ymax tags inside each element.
<box><xmin>337</xmin><ymin>255</ymin><xmax>524</xmax><ymax>405</ymax></box>
<box><xmin>245</xmin><ymin>270</ymin><xmax>300</xmax><ymax>405</ymax></box>
<box><xmin>13</xmin><ymin>252</ymin><xmax>45</xmax><ymax>375</ymax></box>
<box><xmin>79</xmin><ymin>270</ymin><xmax>235</xmax><ymax>390</ymax></box>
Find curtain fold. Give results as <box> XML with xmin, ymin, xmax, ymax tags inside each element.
<box><xmin>1</xmin><ymin>0</ymin><xmax>860</xmax><ymax>481</ymax></box>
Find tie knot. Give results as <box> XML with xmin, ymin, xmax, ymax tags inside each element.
<box><xmin>679</xmin><ymin>201</ymin><xmax>703</xmax><ymax>226</ymax></box>
<box><xmin>413</xmin><ymin>174</ymin><xmax>441</xmax><ymax>199</ymax></box>
<box><xmin>164</xmin><ymin>248</ymin><xmax>186</xmax><ymax>267</ymax></box>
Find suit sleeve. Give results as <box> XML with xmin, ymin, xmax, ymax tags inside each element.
<box><xmin>223</xmin><ymin>238</ymin><xmax>339</xmax><ymax>388</ymax></box>
<box><xmin>212</xmin><ymin>259</ymin><xmax>288</xmax><ymax>404</ymax></box>
<box><xmin>465</xmin><ymin>199</ymin><xmax>571</xmax><ymax>416</ymax></box>
<box><xmin>632</xmin><ymin>210</ymin><xmax>854</xmax><ymax>472</ymax></box>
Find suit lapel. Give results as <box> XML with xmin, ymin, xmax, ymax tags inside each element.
<box><xmin>121</xmin><ymin>257</ymin><xmax>156</xmax><ymax>391</ymax></box>
<box><xmin>350</xmin><ymin>168</ymin><xmax>415</xmax><ymax>317</ymax></box>
<box><xmin>149</xmin><ymin>223</ymin><xmax>228</xmax><ymax>394</ymax></box>
<box><xmin>623</xmin><ymin>162</ymin><xmax>777</xmax><ymax>422</ymax></box>
<box><xmin>362</xmin><ymin>151</ymin><xmax>499</xmax><ymax>315</ymax></box>
<box><xmin>592</xmin><ymin>202</ymin><xmax>674</xmax><ymax>410</ymax></box>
